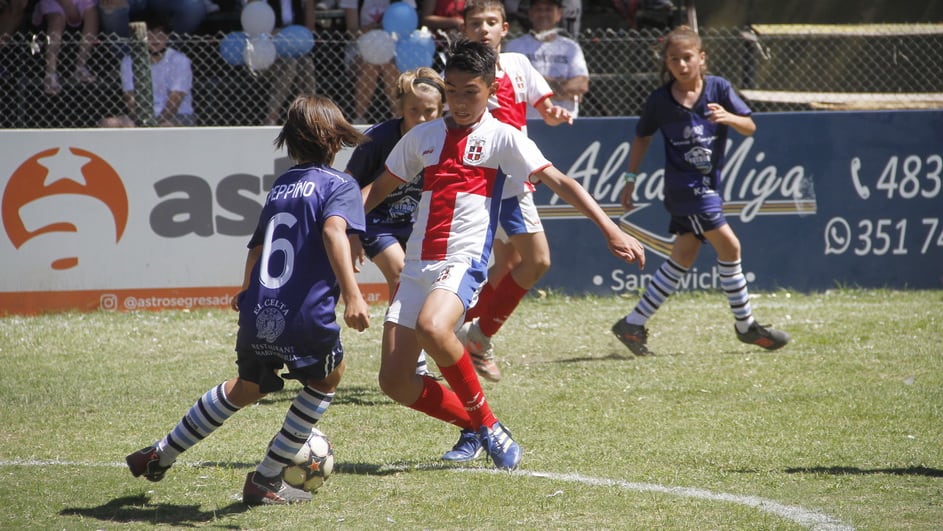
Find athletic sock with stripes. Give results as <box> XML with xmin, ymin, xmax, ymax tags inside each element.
<box><xmin>156</xmin><ymin>382</ymin><xmax>240</xmax><ymax>467</ymax></box>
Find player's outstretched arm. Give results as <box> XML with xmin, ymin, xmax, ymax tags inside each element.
<box><xmin>536</xmin><ymin>167</ymin><xmax>645</xmax><ymax>269</ymax></box>
<box><xmin>232</xmin><ymin>245</ymin><xmax>262</xmax><ymax>311</ymax></box>
<box><xmin>364</xmin><ymin>170</ymin><xmax>405</xmax><ymax>213</ymax></box>
<box><xmin>536</xmin><ymin>99</ymin><xmax>573</xmax><ymax>126</ymax></box>
<box><xmin>324</xmin><ymin>216</ymin><xmax>370</xmax><ymax>331</ymax></box>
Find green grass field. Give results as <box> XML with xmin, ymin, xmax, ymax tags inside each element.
<box><xmin>1</xmin><ymin>289</ymin><xmax>941</xmax><ymax>530</ymax></box>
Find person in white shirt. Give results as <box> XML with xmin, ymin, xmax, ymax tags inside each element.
<box><xmin>99</xmin><ymin>13</ymin><xmax>195</xmax><ymax>127</ymax></box>
<box><xmin>505</xmin><ymin>0</ymin><xmax>588</xmax><ymax>119</ymax></box>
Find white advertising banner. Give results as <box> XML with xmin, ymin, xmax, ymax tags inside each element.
<box><xmin>0</xmin><ymin>127</ymin><xmax>385</xmax><ymax>314</ymax></box>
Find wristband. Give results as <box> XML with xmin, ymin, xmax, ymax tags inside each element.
<box><xmin>621</xmin><ymin>171</ymin><xmax>637</xmax><ymax>184</ymax></box>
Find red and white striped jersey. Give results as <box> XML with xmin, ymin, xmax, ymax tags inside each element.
<box><xmin>385</xmin><ymin>111</ymin><xmax>552</xmax><ymax>266</ymax></box>
<box><xmin>489</xmin><ymin>52</ymin><xmax>554</xmax><ymax>132</ymax></box>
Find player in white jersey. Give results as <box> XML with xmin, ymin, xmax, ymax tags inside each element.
<box><xmin>458</xmin><ymin>0</ymin><xmax>574</xmax><ymax>382</ymax></box>
<box><xmin>364</xmin><ymin>39</ymin><xmax>645</xmax><ymax>468</ymax></box>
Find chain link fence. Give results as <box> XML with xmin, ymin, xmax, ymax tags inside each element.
<box><xmin>1</xmin><ymin>22</ymin><xmax>941</xmax><ymax>129</ymax></box>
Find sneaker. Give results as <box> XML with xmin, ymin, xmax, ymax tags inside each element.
<box><xmin>126</xmin><ymin>446</ymin><xmax>172</xmax><ymax>482</ymax></box>
<box><xmin>458</xmin><ymin>320</ymin><xmax>501</xmax><ymax>382</ymax></box>
<box><xmin>442</xmin><ymin>429</ymin><xmax>484</xmax><ymax>462</ymax></box>
<box><xmin>736</xmin><ymin>322</ymin><xmax>790</xmax><ymax>350</ymax></box>
<box><xmin>479</xmin><ymin>422</ymin><xmax>522</xmax><ymax>470</ymax></box>
<box><xmin>611</xmin><ymin>318</ymin><xmax>653</xmax><ymax>356</ymax></box>
<box><xmin>242</xmin><ymin>471</ymin><xmax>313</xmax><ymax>506</ymax></box>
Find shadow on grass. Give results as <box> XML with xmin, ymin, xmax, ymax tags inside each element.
<box><xmin>784</xmin><ymin>465</ymin><xmax>943</xmax><ymax>478</ymax></box>
<box><xmin>556</xmin><ymin>352</ymin><xmax>639</xmax><ymax>363</ymax></box>
<box><xmin>255</xmin><ymin>385</ymin><xmax>393</xmax><ymax>407</ymax></box>
<box><xmin>60</xmin><ymin>494</ymin><xmax>249</xmax><ymax>527</ymax></box>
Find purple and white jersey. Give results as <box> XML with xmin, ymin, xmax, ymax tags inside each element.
<box><xmin>236</xmin><ymin>163</ymin><xmax>365</xmax><ymax>362</ymax></box>
<box><xmin>637</xmin><ymin>75</ymin><xmax>752</xmax><ymax>216</ymax></box>
<box><xmin>346</xmin><ymin>118</ymin><xmax>422</xmax><ymax>228</ymax></box>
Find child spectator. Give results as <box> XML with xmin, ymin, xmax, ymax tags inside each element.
<box><xmin>98</xmin><ymin>12</ymin><xmax>195</xmax><ymax>126</ymax></box>
<box><xmin>363</xmin><ymin>38</ymin><xmax>644</xmax><ymax>468</ymax></box>
<box><xmin>612</xmin><ymin>25</ymin><xmax>789</xmax><ymax>355</ymax></box>
<box><xmin>505</xmin><ymin>0</ymin><xmax>588</xmax><ymax>118</ymax></box>
<box><xmin>340</xmin><ymin>0</ymin><xmax>416</xmax><ymax>124</ymax></box>
<box><xmin>126</xmin><ymin>94</ymin><xmax>369</xmax><ymax>506</ymax></box>
<box><xmin>33</xmin><ymin>0</ymin><xmax>99</xmax><ymax>95</ymax></box>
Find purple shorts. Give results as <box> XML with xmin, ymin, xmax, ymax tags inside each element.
<box><xmin>668</xmin><ymin>211</ymin><xmax>728</xmax><ymax>241</ymax></box>
<box><xmin>360</xmin><ymin>222</ymin><xmax>411</xmax><ymax>259</ymax></box>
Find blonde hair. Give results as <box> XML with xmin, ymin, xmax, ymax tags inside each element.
<box><xmin>394</xmin><ymin>67</ymin><xmax>446</xmax><ymax>114</ymax></box>
<box><xmin>656</xmin><ymin>25</ymin><xmax>706</xmax><ymax>84</ymax></box>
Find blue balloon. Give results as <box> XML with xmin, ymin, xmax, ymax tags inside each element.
<box><xmin>220</xmin><ymin>31</ymin><xmax>248</xmax><ymax>66</ymax></box>
<box><xmin>274</xmin><ymin>25</ymin><xmax>315</xmax><ymax>58</ymax></box>
<box><xmin>382</xmin><ymin>2</ymin><xmax>418</xmax><ymax>39</ymax></box>
<box><xmin>395</xmin><ymin>30</ymin><xmax>435</xmax><ymax>72</ymax></box>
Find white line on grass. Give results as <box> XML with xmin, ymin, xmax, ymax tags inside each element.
<box><xmin>1</xmin><ymin>459</ymin><xmax>853</xmax><ymax>529</ymax></box>
<box><xmin>460</xmin><ymin>468</ymin><xmax>854</xmax><ymax>531</ymax></box>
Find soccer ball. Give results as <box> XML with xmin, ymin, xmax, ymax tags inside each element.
<box><xmin>281</xmin><ymin>427</ymin><xmax>334</xmax><ymax>492</ymax></box>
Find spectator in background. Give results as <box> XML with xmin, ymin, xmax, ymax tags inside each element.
<box><xmin>99</xmin><ymin>12</ymin><xmax>195</xmax><ymax>126</ymax></box>
<box><xmin>98</xmin><ymin>0</ymin><xmax>207</xmax><ymax>38</ymax></box>
<box><xmin>263</xmin><ymin>0</ymin><xmax>317</xmax><ymax>125</ymax></box>
<box><xmin>0</xmin><ymin>0</ymin><xmax>27</xmax><ymax>43</ymax></box>
<box><xmin>33</xmin><ymin>0</ymin><xmax>99</xmax><ymax>95</ymax></box>
<box><xmin>420</xmin><ymin>0</ymin><xmax>462</xmax><ymax>35</ymax></box>
<box><xmin>505</xmin><ymin>0</ymin><xmax>588</xmax><ymax>118</ymax></box>
<box><xmin>341</xmin><ymin>0</ymin><xmax>416</xmax><ymax>124</ymax></box>
<box><xmin>420</xmin><ymin>0</ymin><xmax>462</xmax><ymax>69</ymax></box>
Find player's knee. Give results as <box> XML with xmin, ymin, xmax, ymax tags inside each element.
<box><xmin>377</xmin><ymin>369</ymin><xmax>411</xmax><ymax>404</ymax></box>
<box><xmin>517</xmin><ymin>253</ymin><xmax>551</xmax><ymax>283</ymax></box>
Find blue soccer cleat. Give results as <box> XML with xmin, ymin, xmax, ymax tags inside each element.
<box><xmin>442</xmin><ymin>429</ymin><xmax>484</xmax><ymax>462</ymax></box>
<box><xmin>479</xmin><ymin>422</ymin><xmax>522</xmax><ymax>470</ymax></box>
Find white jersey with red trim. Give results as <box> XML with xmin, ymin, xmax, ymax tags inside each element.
<box><xmin>385</xmin><ymin>111</ymin><xmax>552</xmax><ymax>267</ymax></box>
<box><xmin>489</xmin><ymin>52</ymin><xmax>554</xmax><ymax>132</ymax></box>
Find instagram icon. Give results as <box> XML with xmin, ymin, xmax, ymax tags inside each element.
<box><xmin>100</xmin><ymin>294</ymin><xmax>118</xmax><ymax>311</ymax></box>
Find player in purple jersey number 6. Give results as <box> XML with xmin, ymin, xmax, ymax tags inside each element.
<box><xmin>126</xmin><ymin>95</ymin><xmax>370</xmax><ymax>506</ymax></box>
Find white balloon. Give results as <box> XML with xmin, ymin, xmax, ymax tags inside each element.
<box><xmin>357</xmin><ymin>29</ymin><xmax>396</xmax><ymax>65</ymax></box>
<box><xmin>241</xmin><ymin>1</ymin><xmax>276</xmax><ymax>36</ymax></box>
<box><xmin>245</xmin><ymin>34</ymin><xmax>277</xmax><ymax>71</ymax></box>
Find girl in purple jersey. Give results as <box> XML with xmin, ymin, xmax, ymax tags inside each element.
<box><xmin>345</xmin><ymin>67</ymin><xmax>446</xmax><ymax>377</ymax></box>
<box><xmin>612</xmin><ymin>25</ymin><xmax>790</xmax><ymax>356</ymax></box>
<box><xmin>126</xmin><ymin>95</ymin><xmax>370</xmax><ymax>506</ymax></box>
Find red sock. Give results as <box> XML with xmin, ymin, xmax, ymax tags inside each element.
<box><xmin>407</xmin><ymin>375</ymin><xmax>474</xmax><ymax>430</ymax></box>
<box><xmin>478</xmin><ymin>275</ymin><xmax>529</xmax><ymax>337</ymax></box>
<box><xmin>465</xmin><ymin>282</ymin><xmax>494</xmax><ymax>323</ymax></box>
<box><xmin>439</xmin><ymin>352</ymin><xmax>497</xmax><ymax>429</ymax></box>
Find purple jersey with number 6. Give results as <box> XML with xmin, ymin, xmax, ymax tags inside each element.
<box><xmin>235</xmin><ymin>163</ymin><xmax>365</xmax><ymax>362</ymax></box>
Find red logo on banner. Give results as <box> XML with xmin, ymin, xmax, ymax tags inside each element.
<box><xmin>2</xmin><ymin>147</ymin><xmax>128</xmax><ymax>270</ymax></box>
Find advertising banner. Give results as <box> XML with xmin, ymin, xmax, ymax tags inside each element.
<box><xmin>528</xmin><ymin>111</ymin><xmax>943</xmax><ymax>294</ymax></box>
<box><xmin>1</xmin><ymin>111</ymin><xmax>941</xmax><ymax>315</ymax></box>
<box><xmin>0</xmin><ymin>127</ymin><xmax>386</xmax><ymax>314</ymax></box>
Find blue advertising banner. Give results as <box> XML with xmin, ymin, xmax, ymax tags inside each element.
<box><xmin>527</xmin><ymin>110</ymin><xmax>943</xmax><ymax>293</ymax></box>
